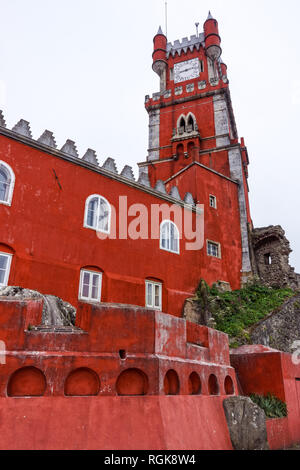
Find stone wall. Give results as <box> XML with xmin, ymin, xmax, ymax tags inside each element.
<box><xmin>250</xmin><ymin>293</ymin><xmax>300</xmax><ymax>353</ymax></box>
<box><xmin>251</xmin><ymin>225</ymin><xmax>299</xmax><ymax>290</ymax></box>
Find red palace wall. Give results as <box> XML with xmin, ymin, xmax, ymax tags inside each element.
<box><xmin>0</xmin><ymin>130</ymin><xmax>243</xmax><ymax>313</ymax></box>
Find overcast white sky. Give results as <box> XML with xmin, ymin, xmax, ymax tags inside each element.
<box><xmin>0</xmin><ymin>0</ymin><xmax>299</xmax><ymax>272</ymax></box>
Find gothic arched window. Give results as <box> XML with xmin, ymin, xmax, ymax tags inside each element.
<box><xmin>187</xmin><ymin>115</ymin><xmax>195</xmax><ymax>131</ymax></box>
<box><xmin>160</xmin><ymin>220</ymin><xmax>180</xmax><ymax>254</ymax></box>
<box><xmin>84</xmin><ymin>194</ymin><xmax>111</xmax><ymax>234</ymax></box>
<box><xmin>0</xmin><ymin>161</ymin><xmax>15</xmax><ymax>206</ymax></box>
<box><xmin>179</xmin><ymin>117</ymin><xmax>186</xmax><ymax>134</ymax></box>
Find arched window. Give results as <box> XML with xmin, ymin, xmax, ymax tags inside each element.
<box><xmin>84</xmin><ymin>194</ymin><xmax>111</xmax><ymax>234</ymax></box>
<box><xmin>160</xmin><ymin>220</ymin><xmax>180</xmax><ymax>254</ymax></box>
<box><xmin>187</xmin><ymin>115</ymin><xmax>195</xmax><ymax>131</ymax></box>
<box><xmin>0</xmin><ymin>161</ymin><xmax>15</xmax><ymax>206</ymax></box>
<box><xmin>178</xmin><ymin>116</ymin><xmax>186</xmax><ymax>134</ymax></box>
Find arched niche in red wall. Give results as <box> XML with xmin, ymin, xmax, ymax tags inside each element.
<box><xmin>64</xmin><ymin>368</ymin><xmax>100</xmax><ymax>396</ymax></box>
<box><xmin>164</xmin><ymin>369</ymin><xmax>180</xmax><ymax>395</ymax></box>
<box><xmin>7</xmin><ymin>366</ymin><xmax>46</xmax><ymax>397</ymax></box>
<box><xmin>188</xmin><ymin>372</ymin><xmax>201</xmax><ymax>395</ymax></box>
<box><xmin>224</xmin><ymin>375</ymin><xmax>235</xmax><ymax>395</ymax></box>
<box><xmin>208</xmin><ymin>374</ymin><xmax>220</xmax><ymax>396</ymax></box>
<box><xmin>116</xmin><ymin>368</ymin><xmax>149</xmax><ymax>396</ymax></box>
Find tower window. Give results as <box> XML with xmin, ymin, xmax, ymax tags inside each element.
<box><xmin>0</xmin><ymin>161</ymin><xmax>15</xmax><ymax>206</ymax></box>
<box><xmin>145</xmin><ymin>281</ymin><xmax>162</xmax><ymax>310</ymax></box>
<box><xmin>0</xmin><ymin>252</ymin><xmax>12</xmax><ymax>287</ymax></box>
<box><xmin>84</xmin><ymin>194</ymin><xmax>111</xmax><ymax>234</ymax></box>
<box><xmin>207</xmin><ymin>241</ymin><xmax>221</xmax><ymax>258</ymax></box>
<box><xmin>187</xmin><ymin>115</ymin><xmax>195</xmax><ymax>132</ymax></box>
<box><xmin>209</xmin><ymin>195</ymin><xmax>217</xmax><ymax>209</ymax></box>
<box><xmin>179</xmin><ymin>117</ymin><xmax>186</xmax><ymax>134</ymax></box>
<box><xmin>264</xmin><ymin>253</ymin><xmax>272</xmax><ymax>266</ymax></box>
<box><xmin>160</xmin><ymin>220</ymin><xmax>180</xmax><ymax>254</ymax></box>
<box><xmin>79</xmin><ymin>269</ymin><xmax>102</xmax><ymax>302</ymax></box>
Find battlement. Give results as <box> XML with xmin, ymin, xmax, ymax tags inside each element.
<box><xmin>166</xmin><ymin>33</ymin><xmax>205</xmax><ymax>58</ymax></box>
<box><xmin>0</xmin><ymin>110</ymin><xmax>197</xmax><ymax>209</ymax></box>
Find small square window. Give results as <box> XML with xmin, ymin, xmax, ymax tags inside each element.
<box><xmin>207</xmin><ymin>241</ymin><xmax>220</xmax><ymax>258</ymax></box>
<box><xmin>145</xmin><ymin>281</ymin><xmax>162</xmax><ymax>310</ymax></box>
<box><xmin>79</xmin><ymin>270</ymin><xmax>102</xmax><ymax>302</ymax></box>
<box><xmin>209</xmin><ymin>195</ymin><xmax>217</xmax><ymax>209</ymax></box>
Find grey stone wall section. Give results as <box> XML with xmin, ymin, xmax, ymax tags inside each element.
<box><xmin>148</xmin><ymin>109</ymin><xmax>160</xmax><ymax>161</ymax></box>
<box><xmin>250</xmin><ymin>293</ymin><xmax>300</xmax><ymax>353</ymax></box>
<box><xmin>251</xmin><ymin>225</ymin><xmax>299</xmax><ymax>289</ymax></box>
<box><xmin>228</xmin><ymin>147</ymin><xmax>252</xmax><ymax>274</ymax></box>
<box><xmin>213</xmin><ymin>95</ymin><xmax>230</xmax><ymax>147</ymax></box>
<box><xmin>223</xmin><ymin>396</ymin><xmax>269</xmax><ymax>450</ymax></box>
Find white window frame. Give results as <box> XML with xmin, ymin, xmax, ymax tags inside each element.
<box><xmin>160</xmin><ymin>220</ymin><xmax>180</xmax><ymax>254</ymax></box>
<box><xmin>209</xmin><ymin>195</ymin><xmax>217</xmax><ymax>209</ymax></box>
<box><xmin>145</xmin><ymin>280</ymin><xmax>162</xmax><ymax>311</ymax></box>
<box><xmin>207</xmin><ymin>240</ymin><xmax>221</xmax><ymax>259</ymax></box>
<box><xmin>78</xmin><ymin>269</ymin><xmax>102</xmax><ymax>303</ymax></box>
<box><xmin>0</xmin><ymin>252</ymin><xmax>12</xmax><ymax>287</ymax></box>
<box><xmin>0</xmin><ymin>161</ymin><xmax>15</xmax><ymax>206</ymax></box>
<box><xmin>84</xmin><ymin>194</ymin><xmax>111</xmax><ymax>234</ymax></box>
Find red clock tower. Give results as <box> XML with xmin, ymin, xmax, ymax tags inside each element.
<box><xmin>139</xmin><ymin>12</ymin><xmax>253</xmax><ymax>284</ymax></box>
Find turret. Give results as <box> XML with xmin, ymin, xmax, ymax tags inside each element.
<box><xmin>204</xmin><ymin>12</ymin><xmax>222</xmax><ymax>63</ymax></box>
<box><xmin>152</xmin><ymin>26</ymin><xmax>168</xmax><ymax>93</ymax></box>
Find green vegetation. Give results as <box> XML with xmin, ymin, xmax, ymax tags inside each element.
<box><xmin>195</xmin><ymin>280</ymin><xmax>294</xmax><ymax>347</ymax></box>
<box><xmin>250</xmin><ymin>393</ymin><xmax>287</xmax><ymax>419</ymax></box>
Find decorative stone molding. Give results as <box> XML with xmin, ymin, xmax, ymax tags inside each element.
<box><xmin>154</xmin><ymin>180</ymin><xmax>166</xmax><ymax>194</ymax></box>
<box><xmin>82</xmin><ymin>149</ymin><xmax>98</xmax><ymax>165</ymax></box>
<box><xmin>61</xmin><ymin>140</ymin><xmax>79</xmax><ymax>158</ymax></box>
<box><xmin>0</xmin><ymin>110</ymin><xmax>6</xmax><ymax>128</ymax></box>
<box><xmin>120</xmin><ymin>165</ymin><xmax>135</xmax><ymax>180</ymax></box>
<box><xmin>169</xmin><ymin>186</ymin><xmax>181</xmax><ymax>201</ymax></box>
<box><xmin>38</xmin><ymin>130</ymin><xmax>57</xmax><ymax>149</ymax></box>
<box><xmin>102</xmin><ymin>157</ymin><xmax>118</xmax><ymax>174</ymax></box>
<box><xmin>12</xmin><ymin>119</ymin><xmax>32</xmax><ymax>139</ymax></box>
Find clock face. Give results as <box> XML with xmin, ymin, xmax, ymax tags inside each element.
<box><xmin>174</xmin><ymin>58</ymin><xmax>201</xmax><ymax>84</ymax></box>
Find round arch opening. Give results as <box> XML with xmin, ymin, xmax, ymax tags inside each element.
<box><xmin>188</xmin><ymin>372</ymin><xmax>201</xmax><ymax>395</ymax></box>
<box><xmin>7</xmin><ymin>366</ymin><xmax>46</xmax><ymax>397</ymax></box>
<box><xmin>164</xmin><ymin>369</ymin><xmax>180</xmax><ymax>395</ymax></box>
<box><xmin>224</xmin><ymin>375</ymin><xmax>235</xmax><ymax>395</ymax></box>
<box><xmin>64</xmin><ymin>367</ymin><xmax>100</xmax><ymax>396</ymax></box>
<box><xmin>116</xmin><ymin>368</ymin><xmax>149</xmax><ymax>396</ymax></box>
<box><xmin>208</xmin><ymin>374</ymin><xmax>220</xmax><ymax>396</ymax></box>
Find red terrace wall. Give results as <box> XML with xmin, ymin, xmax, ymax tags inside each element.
<box><xmin>231</xmin><ymin>346</ymin><xmax>300</xmax><ymax>449</ymax></box>
<box><xmin>0</xmin><ymin>134</ymin><xmax>207</xmax><ymax>316</ymax></box>
<box><xmin>0</xmin><ymin>300</ymin><xmax>237</xmax><ymax>398</ymax></box>
<box><xmin>230</xmin><ymin>350</ymin><xmax>285</xmax><ymax>401</ymax></box>
<box><xmin>0</xmin><ymin>396</ymin><xmax>233</xmax><ymax>450</ymax></box>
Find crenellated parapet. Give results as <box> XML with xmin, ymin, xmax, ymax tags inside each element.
<box><xmin>166</xmin><ymin>34</ymin><xmax>205</xmax><ymax>58</ymax></box>
<box><xmin>0</xmin><ymin>109</ymin><xmax>197</xmax><ymax>209</ymax></box>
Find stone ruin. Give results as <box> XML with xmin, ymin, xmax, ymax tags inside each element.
<box><xmin>0</xmin><ymin>286</ymin><xmax>76</xmax><ymax>330</ymax></box>
<box><xmin>250</xmin><ymin>225</ymin><xmax>299</xmax><ymax>290</ymax></box>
